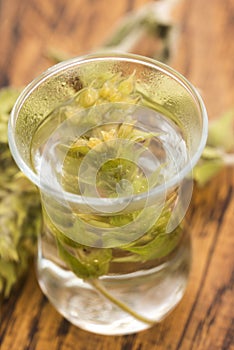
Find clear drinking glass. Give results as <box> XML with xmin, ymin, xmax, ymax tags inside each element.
<box><xmin>8</xmin><ymin>53</ymin><xmax>208</xmax><ymax>335</ymax></box>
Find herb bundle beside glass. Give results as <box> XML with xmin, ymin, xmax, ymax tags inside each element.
<box><xmin>0</xmin><ymin>88</ymin><xmax>41</xmax><ymax>298</ymax></box>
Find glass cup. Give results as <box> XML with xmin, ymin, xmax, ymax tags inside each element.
<box><xmin>8</xmin><ymin>53</ymin><xmax>208</xmax><ymax>335</ymax></box>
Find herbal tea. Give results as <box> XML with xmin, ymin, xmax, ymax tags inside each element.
<box><xmin>30</xmin><ymin>72</ymin><xmax>191</xmax><ymax>334</ymax></box>
<box><xmin>9</xmin><ymin>53</ymin><xmax>207</xmax><ymax>335</ymax></box>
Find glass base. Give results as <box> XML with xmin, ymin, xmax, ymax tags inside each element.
<box><xmin>37</xmin><ymin>239</ymin><xmax>191</xmax><ymax>335</ymax></box>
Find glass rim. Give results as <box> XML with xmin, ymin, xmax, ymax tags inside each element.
<box><xmin>8</xmin><ymin>52</ymin><xmax>208</xmax><ymax>206</ymax></box>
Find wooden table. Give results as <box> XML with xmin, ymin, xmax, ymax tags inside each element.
<box><xmin>0</xmin><ymin>0</ymin><xmax>233</xmax><ymax>349</ymax></box>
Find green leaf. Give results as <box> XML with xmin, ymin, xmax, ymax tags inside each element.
<box><xmin>207</xmin><ymin>110</ymin><xmax>234</xmax><ymax>152</ymax></box>
<box><xmin>201</xmin><ymin>146</ymin><xmax>223</xmax><ymax>160</ymax></box>
<box><xmin>193</xmin><ymin>159</ymin><xmax>224</xmax><ymax>187</ymax></box>
<box><xmin>121</xmin><ymin>225</ymin><xmax>182</xmax><ymax>261</ymax></box>
<box><xmin>0</xmin><ymin>87</ymin><xmax>20</xmax><ymax>143</ymax></box>
<box><xmin>56</xmin><ymin>237</ymin><xmax>112</xmax><ymax>279</ymax></box>
<box><xmin>0</xmin><ymin>87</ymin><xmax>20</xmax><ymax>114</ymax></box>
<box><xmin>0</xmin><ymin>260</ymin><xmax>17</xmax><ymax>297</ymax></box>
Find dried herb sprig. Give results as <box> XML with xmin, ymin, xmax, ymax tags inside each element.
<box><xmin>47</xmin><ymin>0</ymin><xmax>179</xmax><ymax>64</ymax></box>
<box><xmin>193</xmin><ymin>110</ymin><xmax>234</xmax><ymax>186</ymax></box>
<box><xmin>0</xmin><ymin>88</ymin><xmax>41</xmax><ymax>298</ymax></box>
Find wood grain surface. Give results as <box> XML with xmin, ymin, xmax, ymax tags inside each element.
<box><xmin>0</xmin><ymin>0</ymin><xmax>234</xmax><ymax>349</ymax></box>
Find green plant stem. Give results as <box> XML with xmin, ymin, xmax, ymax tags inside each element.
<box><xmin>90</xmin><ymin>279</ymin><xmax>157</xmax><ymax>326</ymax></box>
